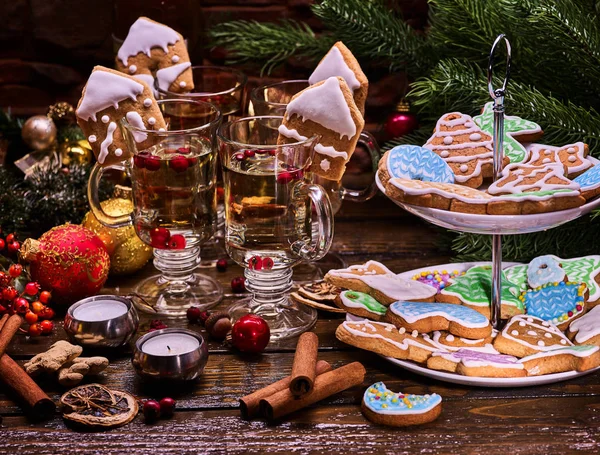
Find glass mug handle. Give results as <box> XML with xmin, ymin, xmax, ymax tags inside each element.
<box><xmin>292</xmin><ymin>182</ymin><xmax>334</xmax><ymax>261</ymax></box>
<box><xmin>87</xmin><ymin>162</ymin><xmax>132</xmax><ymax>228</ymax></box>
<box><xmin>341</xmin><ymin>131</ymin><xmax>381</xmax><ymax>202</ymax></box>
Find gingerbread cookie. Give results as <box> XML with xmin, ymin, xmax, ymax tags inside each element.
<box><xmin>425</xmin><ymin>331</ymin><xmax>496</xmax><ymax>352</ymax></box>
<box><xmin>277</xmin><ymin>76</ymin><xmax>364</xmax><ymax>181</ymax></box>
<box><xmin>324</xmin><ymin>261</ymin><xmax>437</xmax><ymax>305</ymax></box>
<box><xmin>116</xmin><ymin>17</ymin><xmax>193</xmax><ymax>94</ymax></box>
<box><xmin>526</xmin><ymin>255</ymin><xmax>566</xmax><ymax>289</ymax></box>
<box><xmin>335</xmin><ymin>320</ymin><xmax>440</xmax><ymax>364</ymax></box>
<box><xmin>574</xmin><ymin>164</ymin><xmax>600</xmax><ymax>200</ymax></box>
<box><xmin>334</xmin><ymin>290</ymin><xmax>387</xmax><ymax>320</ymax></box>
<box><xmin>361</xmin><ymin>382</ymin><xmax>442</xmax><ymax>427</ymax></box>
<box><xmin>439</xmin><ymin>265</ymin><xmax>524</xmax><ymax>319</ymax></box>
<box><xmin>525</xmin><ymin>142</ymin><xmax>592</xmax><ymax>178</ymax></box>
<box><xmin>76</xmin><ymin>66</ymin><xmax>167</xmax><ymax>166</ymax></box>
<box><xmin>493</xmin><ymin>315</ymin><xmax>572</xmax><ymax>358</ymax></box>
<box><xmin>308</xmin><ymin>41</ymin><xmax>368</xmax><ymax>115</ymax></box>
<box><xmin>378</xmin><ymin>145</ymin><xmax>454</xmax><ymax>187</ymax></box>
<box><xmin>568</xmin><ymin>306</ymin><xmax>600</xmax><ymax>346</ymax></box>
<box><xmin>518</xmin><ymin>345</ymin><xmax>600</xmax><ymax>376</ymax></box>
<box><xmin>424</xmin><ymin>112</ymin><xmax>507</xmax><ymax>188</ymax></box>
<box><xmin>473</xmin><ymin>102</ymin><xmax>543</xmax><ymax>164</ymax></box>
<box><xmin>427</xmin><ymin>349</ymin><xmax>525</xmax><ymax>377</ymax></box>
<box><xmin>519</xmin><ymin>282</ymin><xmax>586</xmax><ymax>330</ymax></box>
<box><xmin>384</xmin><ymin>301</ymin><xmax>492</xmax><ymax>339</ymax></box>
<box><xmin>290</xmin><ymin>281</ymin><xmax>345</xmax><ymax>313</ymax></box>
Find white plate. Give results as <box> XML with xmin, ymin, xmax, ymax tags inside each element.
<box><xmin>376</xmin><ymin>172</ymin><xmax>600</xmax><ymax>235</ymax></box>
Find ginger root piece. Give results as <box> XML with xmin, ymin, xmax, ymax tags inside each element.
<box><xmin>57</xmin><ymin>357</ymin><xmax>109</xmax><ymax>387</ymax></box>
<box><xmin>24</xmin><ymin>341</ymin><xmax>83</xmax><ymax>377</ymax></box>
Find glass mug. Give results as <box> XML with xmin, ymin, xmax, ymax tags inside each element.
<box><xmin>218</xmin><ymin>116</ymin><xmax>334</xmax><ymax>340</ymax></box>
<box><xmin>88</xmin><ymin>99</ymin><xmax>223</xmax><ymax>316</ymax></box>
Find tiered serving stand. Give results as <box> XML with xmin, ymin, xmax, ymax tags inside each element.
<box><xmin>374</xmin><ymin>35</ymin><xmax>600</xmax><ymax>386</ymax></box>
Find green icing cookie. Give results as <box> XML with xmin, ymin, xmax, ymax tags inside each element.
<box><xmin>501</xmin><ymin>189</ymin><xmax>574</xmax><ymax>198</ymax></box>
<box><xmin>340</xmin><ymin>290</ymin><xmax>387</xmax><ymax>315</ymax></box>
<box><xmin>474</xmin><ymin>102</ymin><xmax>541</xmax><ymax>164</ymax></box>
<box><xmin>441</xmin><ymin>265</ymin><xmax>524</xmax><ymax>310</ymax></box>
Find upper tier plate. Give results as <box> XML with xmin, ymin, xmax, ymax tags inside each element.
<box><xmin>376</xmin><ymin>172</ymin><xmax>600</xmax><ymax>235</ymax></box>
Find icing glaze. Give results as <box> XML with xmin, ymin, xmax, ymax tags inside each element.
<box><xmin>526</xmin><ymin>142</ymin><xmax>591</xmax><ymax>175</ymax></box>
<box><xmin>341</xmin><ymin>320</ymin><xmax>438</xmax><ymax>353</ymax></box>
<box><xmin>320</xmin><ymin>159</ymin><xmax>331</xmax><ymax>172</ymax></box>
<box><xmin>569</xmin><ymin>305</ymin><xmax>600</xmax><ymax>343</ymax></box>
<box><xmin>574</xmin><ymin>164</ymin><xmax>600</xmax><ymax>191</ymax></box>
<box><xmin>277</xmin><ymin>124</ymin><xmax>308</xmax><ymax>142</ymax></box>
<box><xmin>117</xmin><ymin>17</ymin><xmax>180</xmax><ymax>66</ymax></box>
<box><xmin>363</xmin><ymin>382</ymin><xmax>441</xmax><ymax>415</ymax></box>
<box><xmin>156</xmin><ymin>62</ymin><xmax>192</xmax><ymax>92</ymax></box>
<box><xmin>77</xmin><ymin>70</ymin><xmax>145</xmax><ymax>122</ymax></box>
<box><xmin>143</xmin><ymin>98</ymin><xmax>152</xmax><ymax>108</ymax></box>
<box><xmin>98</xmin><ymin>122</ymin><xmax>117</xmax><ymax>164</ymax></box>
<box><xmin>148</xmin><ymin>117</ymin><xmax>156</xmax><ymax>126</ymax></box>
<box><xmin>429</xmin><ymin>331</ymin><xmax>497</xmax><ymax>353</ymax></box>
<box><xmin>434</xmin><ymin>349</ymin><xmax>523</xmax><ymax>369</ymax></box>
<box><xmin>125</xmin><ymin>111</ymin><xmax>148</xmax><ymax>143</ymax></box>
<box><xmin>314</xmin><ymin>143</ymin><xmax>348</xmax><ymax>159</ymax></box>
<box><xmin>389</xmin><ymin>301</ymin><xmax>490</xmax><ymax>328</ymax></box>
<box><xmin>339</xmin><ymin>290</ymin><xmax>387</xmax><ymax>316</ymax></box>
<box><xmin>526</xmin><ymin>255</ymin><xmax>565</xmax><ymax>288</ymax></box>
<box><xmin>88</xmin><ymin>135</ymin><xmax>97</xmax><ymax>143</ymax></box>
<box><xmin>501</xmin><ymin>314</ymin><xmax>573</xmax><ymax>351</ymax></box>
<box><xmin>412</xmin><ymin>269</ymin><xmax>464</xmax><ymax>293</ymax></box>
<box><xmin>286</xmin><ymin>77</ymin><xmax>357</xmax><ymax>140</ymax></box>
<box><xmin>129</xmin><ymin>65</ymin><xmax>137</xmax><ymax>74</ymax></box>
<box><xmin>172</xmin><ymin>55</ymin><xmax>180</xmax><ymax>63</ymax></box>
<box><xmin>133</xmin><ymin>74</ymin><xmax>157</xmax><ymax>95</ymax></box>
<box><xmin>308</xmin><ymin>45</ymin><xmax>361</xmax><ymax>91</ymax></box>
<box><xmin>180</xmin><ymin>81</ymin><xmax>187</xmax><ymax>88</ymax></box>
<box><xmin>385</xmin><ymin>145</ymin><xmax>454</xmax><ymax>183</ymax></box>
<box><xmin>520</xmin><ymin>282</ymin><xmax>585</xmax><ymax>325</ymax></box>
<box><xmin>114</xmin><ymin>148</ymin><xmax>123</xmax><ymax>157</ymax></box>
<box><xmin>101</xmin><ymin>115</ymin><xmax>110</xmax><ymax>124</ymax></box>
<box><xmin>487</xmin><ymin>163</ymin><xmax>580</xmax><ymax>195</ymax></box>
<box><xmin>474</xmin><ymin>102</ymin><xmax>542</xmax><ymax>164</ymax></box>
<box><xmin>389</xmin><ymin>178</ymin><xmax>492</xmax><ymax>204</ymax></box>
<box><xmin>518</xmin><ymin>344</ymin><xmax>599</xmax><ymax>362</ymax></box>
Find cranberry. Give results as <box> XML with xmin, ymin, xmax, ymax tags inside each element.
<box><xmin>159</xmin><ymin>397</ymin><xmax>176</xmax><ymax>418</ymax></box>
<box><xmin>216</xmin><ymin>258</ymin><xmax>228</xmax><ymax>272</ymax></box>
<box><xmin>231</xmin><ymin>276</ymin><xmax>246</xmax><ymax>293</ymax></box>
<box><xmin>143</xmin><ymin>400</ymin><xmax>161</xmax><ymax>423</ymax></box>
<box><xmin>7</xmin><ymin>241</ymin><xmax>20</xmax><ymax>255</ymax></box>
<box><xmin>268</xmin><ymin>149</ymin><xmax>277</xmax><ymax>156</ymax></box>
<box><xmin>216</xmin><ymin>187</ymin><xmax>224</xmax><ymax>201</ymax></box>
<box><xmin>2</xmin><ymin>287</ymin><xmax>18</xmax><ymax>301</ymax></box>
<box><xmin>25</xmin><ymin>311</ymin><xmax>38</xmax><ymax>324</ymax></box>
<box><xmin>0</xmin><ymin>272</ymin><xmax>8</xmax><ymax>286</ymax></box>
<box><xmin>5</xmin><ymin>233</ymin><xmax>16</xmax><ymax>244</ymax></box>
<box><xmin>170</xmin><ymin>155</ymin><xmax>189</xmax><ymax>173</ymax></box>
<box><xmin>186</xmin><ymin>306</ymin><xmax>202</xmax><ymax>323</ymax></box>
<box><xmin>150</xmin><ymin>227</ymin><xmax>170</xmax><ymax>248</ymax></box>
<box><xmin>150</xmin><ymin>319</ymin><xmax>167</xmax><ymax>329</ymax></box>
<box><xmin>14</xmin><ymin>298</ymin><xmax>29</xmax><ymax>314</ymax></box>
<box><xmin>235</xmin><ymin>153</ymin><xmax>245</xmax><ymax>161</ymax></box>
<box><xmin>39</xmin><ymin>291</ymin><xmax>51</xmax><ymax>304</ymax></box>
<box><xmin>28</xmin><ymin>323</ymin><xmax>43</xmax><ymax>337</ymax></box>
<box><xmin>262</xmin><ymin>257</ymin><xmax>274</xmax><ymax>270</ymax></box>
<box><xmin>248</xmin><ymin>255</ymin><xmax>263</xmax><ymax>271</ymax></box>
<box><xmin>145</xmin><ymin>155</ymin><xmax>162</xmax><ymax>171</ymax></box>
<box><xmin>199</xmin><ymin>311</ymin><xmax>211</xmax><ymax>326</ymax></box>
<box><xmin>167</xmin><ymin>234</ymin><xmax>186</xmax><ymax>250</ymax></box>
<box><xmin>8</xmin><ymin>264</ymin><xmax>23</xmax><ymax>278</ymax></box>
<box><xmin>38</xmin><ymin>306</ymin><xmax>55</xmax><ymax>320</ymax></box>
<box><xmin>0</xmin><ymin>304</ymin><xmax>7</xmax><ymax>315</ymax></box>
<box><xmin>244</xmin><ymin>149</ymin><xmax>255</xmax><ymax>158</ymax></box>
<box><xmin>177</xmin><ymin>147</ymin><xmax>191</xmax><ymax>154</ymax></box>
<box><xmin>24</xmin><ymin>282</ymin><xmax>40</xmax><ymax>296</ymax></box>
<box><xmin>0</xmin><ymin>239</ymin><xmax>5</xmax><ymax>250</ymax></box>
<box><xmin>133</xmin><ymin>152</ymin><xmax>149</xmax><ymax>169</ymax></box>
<box><xmin>187</xmin><ymin>156</ymin><xmax>198</xmax><ymax>166</ymax></box>
<box><xmin>276</xmin><ymin>172</ymin><xmax>293</xmax><ymax>185</ymax></box>
<box><xmin>31</xmin><ymin>301</ymin><xmax>44</xmax><ymax>314</ymax></box>
<box><xmin>39</xmin><ymin>320</ymin><xmax>54</xmax><ymax>335</ymax></box>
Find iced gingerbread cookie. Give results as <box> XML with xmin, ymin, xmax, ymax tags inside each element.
<box><xmin>424</xmin><ymin>112</ymin><xmax>508</xmax><ymax>188</ymax></box>
<box><xmin>334</xmin><ymin>290</ymin><xmax>387</xmax><ymax>320</ymax></box>
<box><xmin>308</xmin><ymin>41</ymin><xmax>368</xmax><ymax>115</ymax></box>
<box><xmin>493</xmin><ymin>315</ymin><xmax>572</xmax><ymax>358</ymax></box>
<box><xmin>384</xmin><ymin>301</ymin><xmax>492</xmax><ymax>339</ymax></box>
<box><xmin>519</xmin><ymin>281</ymin><xmax>586</xmax><ymax>330</ymax></box>
<box><xmin>277</xmin><ymin>76</ymin><xmax>364</xmax><ymax>181</ymax></box>
<box><xmin>290</xmin><ymin>281</ymin><xmax>344</xmax><ymax>313</ymax></box>
<box><xmin>386</xmin><ymin>178</ymin><xmax>492</xmax><ymax>214</ymax></box>
<box><xmin>425</xmin><ymin>331</ymin><xmax>496</xmax><ymax>353</ymax></box>
<box><xmin>473</xmin><ymin>102</ymin><xmax>543</xmax><ymax>164</ymax></box>
<box><xmin>411</xmin><ymin>269</ymin><xmax>464</xmax><ymax>294</ymax></box>
<box><xmin>526</xmin><ymin>255</ymin><xmax>566</xmax><ymax>288</ymax></box>
<box><xmin>361</xmin><ymin>382</ymin><xmax>442</xmax><ymax>427</ymax></box>
<box><xmin>335</xmin><ymin>320</ymin><xmax>441</xmax><ymax>364</ymax></box>
<box><xmin>574</xmin><ymin>164</ymin><xmax>600</xmax><ymax>200</ymax></box>
<box><xmin>518</xmin><ymin>345</ymin><xmax>600</xmax><ymax>376</ymax></box>
<box><xmin>378</xmin><ymin>145</ymin><xmax>454</xmax><ymax>187</ymax></box>
<box><xmin>427</xmin><ymin>349</ymin><xmax>525</xmax><ymax>377</ymax></box>
<box><xmin>116</xmin><ymin>17</ymin><xmax>193</xmax><ymax>94</ymax></box>
<box><xmin>439</xmin><ymin>265</ymin><xmax>524</xmax><ymax>319</ymax></box>
<box><xmin>525</xmin><ymin>142</ymin><xmax>592</xmax><ymax>178</ymax></box>
<box><xmin>324</xmin><ymin>260</ymin><xmax>437</xmax><ymax>305</ymax></box>
<box><xmin>76</xmin><ymin>66</ymin><xmax>167</xmax><ymax>166</ymax></box>
<box><xmin>568</xmin><ymin>306</ymin><xmax>600</xmax><ymax>346</ymax></box>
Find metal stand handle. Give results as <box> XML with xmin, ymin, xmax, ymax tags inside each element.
<box><xmin>488</xmin><ymin>34</ymin><xmax>512</xmax><ymax>329</ymax></box>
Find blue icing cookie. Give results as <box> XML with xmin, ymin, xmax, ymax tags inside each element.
<box><xmin>386</xmin><ymin>144</ymin><xmax>454</xmax><ymax>183</ymax></box>
<box><xmin>520</xmin><ymin>282</ymin><xmax>586</xmax><ymax>325</ymax></box>
<box><xmin>390</xmin><ymin>301</ymin><xmax>489</xmax><ymax>328</ymax></box>
<box><xmin>363</xmin><ymin>382</ymin><xmax>442</xmax><ymax>415</ymax></box>
<box><xmin>574</xmin><ymin>164</ymin><xmax>600</xmax><ymax>190</ymax></box>
<box><xmin>527</xmin><ymin>255</ymin><xmax>566</xmax><ymax>288</ymax></box>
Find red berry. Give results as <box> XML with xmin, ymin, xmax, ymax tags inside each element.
<box><xmin>159</xmin><ymin>397</ymin><xmax>176</xmax><ymax>418</ymax></box>
<box><xmin>133</xmin><ymin>152</ymin><xmax>149</xmax><ymax>169</ymax></box>
<box><xmin>262</xmin><ymin>257</ymin><xmax>274</xmax><ymax>270</ymax></box>
<box><xmin>231</xmin><ymin>276</ymin><xmax>246</xmax><ymax>293</ymax></box>
<box><xmin>25</xmin><ymin>311</ymin><xmax>38</xmax><ymax>324</ymax></box>
<box><xmin>2</xmin><ymin>287</ymin><xmax>18</xmax><ymax>301</ymax></box>
<box><xmin>145</xmin><ymin>155</ymin><xmax>162</xmax><ymax>171</ymax></box>
<box><xmin>39</xmin><ymin>291</ymin><xmax>51</xmax><ymax>304</ymax></box>
<box><xmin>187</xmin><ymin>156</ymin><xmax>198</xmax><ymax>166</ymax></box>
<box><xmin>167</xmin><ymin>234</ymin><xmax>186</xmax><ymax>250</ymax></box>
<box><xmin>216</xmin><ymin>258</ymin><xmax>228</xmax><ymax>272</ymax></box>
<box><xmin>14</xmin><ymin>298</ymin><xmax>29</xmax><ymax>314</ymax></box>
<box><xmin>8</xmin><ymin>264</ymin><xmax>23</xmax><ymax>278</ymax></box>
<box><xmin>31</xmin><ymin>301</ymin><xmax>44</xmax><ymax>314</ymax></box>
<box><xmin>235</xmin><ymin>153</ymin><xmax>245</xmax><ymax>161</ymax></box>
<box><xmin>276</xmin><ymin>171</ymin><xmax>293</xmax><ymax>185</ymax></box>
<box><xmin>143</xmin><ymin>400</ymin><xmax>161</xmax><ymax>422</ymax></box>
<box><xmin>170</xmin><ymin>155</ymin><xmax>189</xmax><ymax>173</ymax></box>
<box><xmin>248</xmin><ymin>255</ymin><xmax>263</xmax><ymax>271</ymax></box>
<box><xmin>38</xmin><ymin>306</ymin><xmax>55</xmax><ymax>320</ymax></box>
<box><xmin>0</xmin><ymin>304</ymin><xmax>7</xmax><ymax>315</ymax></box>
<box><xmin>24</xmin><ymin>282</ymin><xmax>40</xmax><ymax>296</ymax></box>
<box><xmin>0</xmin><ymin>271</ymin><xmax>8</xmax><ymax>286</ymax></box>
<box><xmin>0</xmin><ymin>239</ymin><xmax>5</xmax><ymax>250</ymax></box>
<box><xmin>186</xmin><ymin>306</ymin><xmax>202</xmax><ymax>323</ymax></box>
<box><xmin>199</xmin><ymin>311</ymin><xmax>211</xmax><ymax>326</ymax></box>
<box><xmin>150</xmin><ymin>227</ymin><xmax>171</xmax><ymax>248</ymax></box>
<box><xmin>268</xmin><ymin>149</ymin><xmax>277</xmax><ymax>156</ymax></box>
<box><xmin>40</xmin><ymin>320</ymin><xmax>54</xmax><ymax>335</ymax></box>
<box><xmin>244</xmin><ymin>149</ymin><xmax>255</xmax><ymax>158</ymax></box>
<box><xmin>5</xmin><ymin>233</ymin><xmax>16</xmax><ymax>244</ymax></box>
<box><xmin>177</xmin><ymin>147</ymin><xmax>191</xmax><ymax>154</ymax></box>
<box><xmin>7</xmin><ymin>241</ymin><xmax>20</xmax><ymax>255</ymax></box>
<box><xmin>150</xmin><ymin>319</ymin><xmax>167</xmax><ymax>329</ymax></box>
<box><xmin>231</xmin><ymin>314</ymin><xmax>271</xmax><ymax>353</ymax></box>
<box><xmin>28</xmin><ymin>323</ymin><xmax>43</xmax><ymax>337</ymax></box>
<box><xmin>216</xmin><ymin>187</ymin><xmax>224</xmax><ymax>201</ymax></box>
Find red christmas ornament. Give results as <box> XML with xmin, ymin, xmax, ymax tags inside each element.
<box><xmin>21</xmin><ymin>224</ymin><xmax>110</xmax><ymax>305</ymax></box>
<box><xmin>384</xmin><ymin>100</ymin><xmax>418</xmax><ymax>140</ymax></box>
<box><xmin>231</xmin><ymin>314</ymin><xmax>270</xmax><ymax>353</ymax></box>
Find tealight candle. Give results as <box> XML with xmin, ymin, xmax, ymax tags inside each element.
<box><xmin>72</xmin><ymin>300</ymin><xmax>128</xmax><ymax>322</ymax></box>
<box><xmin>141</xmin><ymin>333</ymin><xmax>200</xmax><ymax>356</ymax></box>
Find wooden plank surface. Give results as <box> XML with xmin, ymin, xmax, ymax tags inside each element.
<box><xmin>1</xmin><ymin>195</ymin><xmax>598</xmax><ymax>454</ymax></box>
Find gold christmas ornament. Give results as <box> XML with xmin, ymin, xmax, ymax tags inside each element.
<box><xmin>21</xmin><ymin>115</ymin><xmax>57</xmax><ymax>151</ymax></box>
<box><xmin>82</xmin><ymin>198</ymin><xmax>152</xmax><ymax>275</ymax></box>
<box><xmin>48</xmin><ymin>102</ymin><xmax>76</xmax><ymax>124</ymax></box>
<box><xmin>59</xmin><ymin>139</ymin><xmax>93</xmax><ymax>166</ymax></box>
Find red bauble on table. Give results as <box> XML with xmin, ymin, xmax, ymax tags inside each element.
<box><xmin>20</xmin><ymin>224</ymin><xmax>110</xmax><ymax>305</ymax></box>
<box><xmin>231</xmin><ymin>314</ymin><xmax>270</xmax><ymax>353</ymax></box>
<box><xmin>384</xmin><ymin>100</ymin><xmax>419</xmax><ymax>140</ymax></box>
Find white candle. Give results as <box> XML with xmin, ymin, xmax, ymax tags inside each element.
<box><xmin>73</xmin><ymin>300</ymin><xmax>128</xmax><ymax>322</ymax></box>
<box><xmin>142</xmin><ymin>333</ymin><xmax>200</xmax><ymax>356</ymax></box>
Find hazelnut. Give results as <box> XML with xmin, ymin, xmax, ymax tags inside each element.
<box><xmin>205</xmin><ymin>312</ymin><xmax>232</xmax><ymax>340</ymax></box>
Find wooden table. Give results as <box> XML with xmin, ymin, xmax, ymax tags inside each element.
<box><xmin>2</xmin><ymin>196</ymin><xmax>599</xmax><ymax>454</ymax></box>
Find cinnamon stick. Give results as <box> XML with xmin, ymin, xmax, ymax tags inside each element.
<box><xmin>260</xmin><ymin>361</ymin><xmax>366</xmax><ymax>420</ymax></box>
<box><xmin>289</xmin><ymin>332</ymin><xmax>319</xmax><ymax>397</ymax></box>
<box><xmin>240</xmin><ymin>360</ymin><xmax>331</xmax><ymax>419</ymax></box>
<box><xmin>0</xmin><ymin>314</ymin><xmax>22</xmax><ymax>358</ymax></box>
